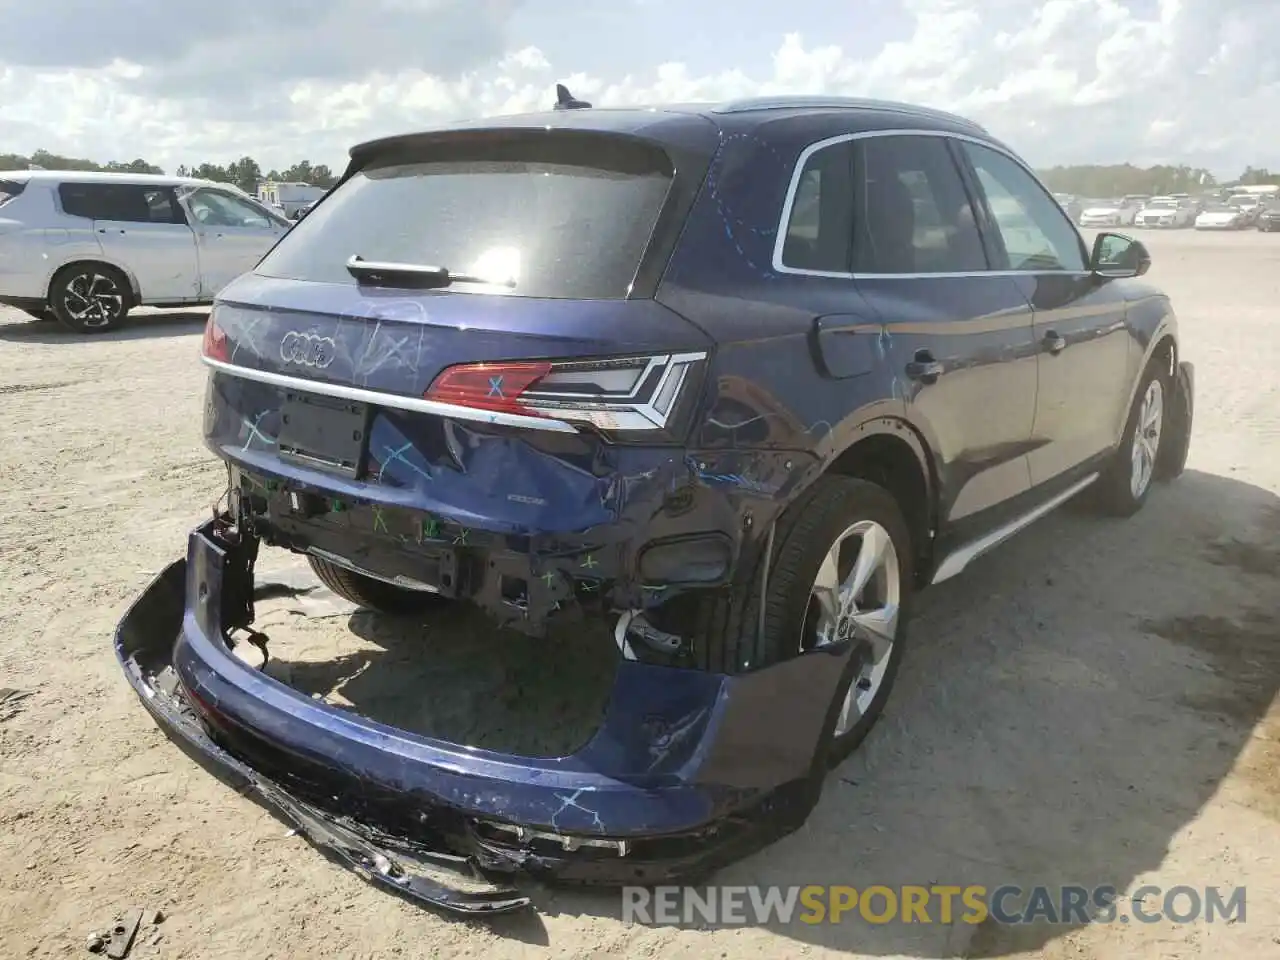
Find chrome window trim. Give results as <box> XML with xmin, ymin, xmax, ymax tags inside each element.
<box><xmin>771</xmin><ymin>127</ymin><xmax>1090</xmax><ymax>280</ymax></box>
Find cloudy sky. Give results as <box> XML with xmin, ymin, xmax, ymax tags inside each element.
<box><xmin>0</xmin><ymin>0</ymin><xmax>1276</xmax><ymax>177</ymax></box>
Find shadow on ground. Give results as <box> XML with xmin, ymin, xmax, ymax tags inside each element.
<box><xmin>0</xmin><ymin>308</ymin><xmax>207</xmax><ymax>343</ymax></box>
<box><xmin>256</xmin><ymin>468</ymin><xmax>1279</xmax><ymax>956</ymax></box>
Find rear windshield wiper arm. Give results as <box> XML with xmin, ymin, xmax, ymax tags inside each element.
<box><xmin>346</xmin><ymin>255</ymin><xmax>515</xmax><ymax>290</ymax></box>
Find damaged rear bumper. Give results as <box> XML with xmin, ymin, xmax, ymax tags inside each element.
<box><xmin>115</xmin><ymin>518</ymin><xmax>849</xmax><ymax>914</ymax></box>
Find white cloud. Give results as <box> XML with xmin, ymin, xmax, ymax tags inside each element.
<box><xmin>1</xmin><ymin>0</ymin><xmax>1277</xmax><ymax>177</ymax></box>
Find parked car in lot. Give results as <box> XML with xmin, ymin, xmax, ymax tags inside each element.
<box><xmin>1257</xmin><ymin>203</ymin><xmax>1280</xmax><ymax>232</ymax></box>
<box><xmin>1052</xmin><ymin>192</ymin><xmax>1083</xmax><ymax>223</ymax></box>
<box><xmin>116</xmin><ymin>92</ymin><xmax>1194</xmax><ymax>914</ymax></box>
<box><xmin>1134</xmin><ymin>196</ymin><xmax>1196</xmax><ymax>228</ymax></box>
<box><xmin>1079</xmin><ymin>197</ymin><xmax>1141</xmax><ymax>227</ymax></box>
<box><xmin>1226</xmin><ymin>193</ymin><xmax>1264</xmax><ymax>226</ymax></box>
<box><xmin>0</xmin><ymin>171</ymin><xmax>290</xmax><ymax>331</ymax></box>
<box><xmin>1195</xmin><ymin>202</ymin><xmax>1251</xmax><ymax>230</ymax></box>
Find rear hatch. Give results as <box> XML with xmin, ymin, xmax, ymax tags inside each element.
<box><xmin>202</xmin><ymin>124</ymin><xmax>716</xmax><ymax>531</ymax></box>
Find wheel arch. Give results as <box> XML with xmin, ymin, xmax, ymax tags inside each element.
<box><xmin>1146</xmin><ymin>331</ymin><xmax>1177</xmax><ymax>379</ymax></box>
<box><xmin>1119</xmin><ymin>324</ymin><xmax>1178</xmax><ymax>433</ymax></box>
<box><xmin>817</xmin><ymin>416</ymin><xmax>938</xmax><ymax>583</ymax></box>
<box><xmin>44</xmin><ymin>258</ymin><xmax>141</xmax><ymax>305</ymax></box>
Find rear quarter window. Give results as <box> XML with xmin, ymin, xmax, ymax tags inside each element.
<box><xmin>255</xmin><ymin>134</ymin><xmax>675</xmax><ymax>299</ymax></box>
<box><xmin>0</xmin><ymin>179</ymin><xmax>24</xmax><ymax>208</ymax></box>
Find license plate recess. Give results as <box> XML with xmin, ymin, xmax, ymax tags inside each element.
<box><xmin>277</xmin><ymin>391</ymin><xmax>368</xmax><ymax>478</ymax></box>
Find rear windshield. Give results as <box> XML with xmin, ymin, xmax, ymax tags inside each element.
<box><xmin>255</xmin><ymin>134</ymin><xmax>674</xmax><ymax>299</ymax></box>
<box><xmin>0</xmin><ymin>179</ymin><xmax>24</xmax><ymax>208</ymax></box>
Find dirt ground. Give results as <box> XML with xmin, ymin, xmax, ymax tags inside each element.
<box><xmin>1</xmin><ymin>228</ymin><xmax>1279</xmax><ymax>959</ymax></box>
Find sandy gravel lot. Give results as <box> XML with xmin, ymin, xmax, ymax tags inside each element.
<box><xmin>1</xmin><ymin>229</ymin><xmax>1279</xmax><ymax>959</ymax></box>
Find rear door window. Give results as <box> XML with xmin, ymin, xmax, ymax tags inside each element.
<box><xmin>255</xmin><ymin>134</ymin><xmax>675</xmax><ymax>299</ymax></box>
<box><xmin>851</xmin><ymin>135</ymin><xmax>988</xmax><ymax>274</ymax></box>
<box><xmin>59</xmin><ymin>183</ymin><xmax>113</xmax><ymax>219</ymax></box>
<box><xmin>57</xmin><ymin>183</ymin><xmax>186</xmax><ymax>224</ymax></box>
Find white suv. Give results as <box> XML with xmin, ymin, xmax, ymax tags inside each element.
<box><xmin>0</xmin><ymin>171</ymin><xmax>291</xmax><ymax>332</ymax></box>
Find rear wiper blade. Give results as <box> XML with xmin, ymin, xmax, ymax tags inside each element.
<box><xmin>346</xmin><ymin>255</ymin><xmax>515</xmax><ymax>290</ymax></box>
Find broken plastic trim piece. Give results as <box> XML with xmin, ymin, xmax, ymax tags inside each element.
<box><xmin>481</xmin><ymin>821</ymin><xmax>631</xmax><ymax>856</ymax></box>
<box><xmin>113</xmin><ymin>560</ymin><xmax>532</xmax><ymax>916</ymax></box>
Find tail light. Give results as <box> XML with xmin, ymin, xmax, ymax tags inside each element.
<box><xmin>425</xmin><ymin>352</ymin><xmax>707</xmax><ymax>434</ymax></box>
<box><xmin>202</xmin><ymin>311</ymin><xmax>229</xmax><ymax>362</ymax></box>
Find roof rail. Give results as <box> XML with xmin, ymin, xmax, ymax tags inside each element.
<box><xmin>711</xmin><ymin>95</ymin><xmax>986</xmax><ymax>132</ymax></box>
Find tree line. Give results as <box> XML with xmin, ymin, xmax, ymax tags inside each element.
<box><xmin>1035</xmin><ymin>164</ymin><xmax>1280</xmax><ymax>198</ymax></box>
<box><xmin>4</xmin><ymin>148</ymin><xmax>1278</xmax><ymax>201</ymax></box>
<box><xmin>0</xmin><ymin>149</ymin><xmax>337</xmax><ymax>194</ymax></box>
<box><xmin>173</xmin><ymin>158</ymin><xmax>336</xmax><ymax>195</ymax></box>
<box><xmin>0</xmin><ymin>149</ymin><xmax>163</xmax><ymax>175</ymax></box>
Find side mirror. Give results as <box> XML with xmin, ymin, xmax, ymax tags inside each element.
<box><xmin>1090</xmin><ymin>232</ymin><xmax>1150</xmax><ymax>279</ymax></box>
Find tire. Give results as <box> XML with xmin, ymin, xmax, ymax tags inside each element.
<box><xmin>1094</xmin><ymin>358</ymin><xmax>1171</xmax><ymax>517</ymax></box>
<box><xmin>48</xmin><ymin>264</ymin><xmax>131</xmax><ymax>333</ymax></box>
<box><xmin>688</xmin><ymin>476</ymin><xmax>914</xmax><ymax>767</ymax></box>
<box><xmin>307</xmin><ymin>555</ymin><xmax>447</xmax><ymax>615</ymax></box>
<box><xmin>20</xmin><ymin>306</ymin><xmax>55</xmax><ymax>321</ymax></box>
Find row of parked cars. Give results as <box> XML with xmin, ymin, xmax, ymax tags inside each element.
<box><xmin>1053</xmin><ymin>191</ymin><xmax>1280</xmax><ymax>231</ymax></box>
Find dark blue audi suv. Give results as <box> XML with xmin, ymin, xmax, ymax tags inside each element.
<box><xmin>116</xmin><ymin>90</ymin><xmax>1194</xmax><ymax>913</ymax></box>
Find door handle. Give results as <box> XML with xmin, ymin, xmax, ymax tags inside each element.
<box><xmin>97</xmin><ymin>228</ymin><xmax>126</xmax><ymax>234</ymax></box>
<box><xmin>1043</xmin><ymin>331</ymin><xmax>1067</xmax><ymax>354</ymax></box>
<box><xmin>905</xmin><ymin>350</ymin><xmax>944</xmax><ymax>384</ymax></box>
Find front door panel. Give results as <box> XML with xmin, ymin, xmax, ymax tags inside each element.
<box><xmin>194</xmin><ymin>225</ymin><xmax>282</xmax><ymax>296</ymax></box>
<box><xmin>182</xmin><ymin>188</ymin><xmax>286</xmax><ymax>297</ymax></box>
<box><xmin>1016</xmin><ymin>274</ymin><xmax>1132</xmax><ymax>485</ymax></box>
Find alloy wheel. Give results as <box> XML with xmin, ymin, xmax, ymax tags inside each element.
<box><xmin>802</xmin><ymin>520</ymin><xmax>901</xmax><ymax>738</ymax></box>
<box><xmin>63</xmin><ymin>272</ymin><xmax>124</xmax><ymax>329</ymax></box>
<box><xmin>1130</xmin><ymin>379</ymin><xmax>1165</xmax><ymax>499</ymax></box>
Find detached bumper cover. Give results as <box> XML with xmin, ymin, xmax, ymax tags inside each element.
<box><xmin>115</xmin><ymin>521</ymin><xmax>849</xmax><ymax>914</ymax></box>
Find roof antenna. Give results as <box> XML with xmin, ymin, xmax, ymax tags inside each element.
<box><xmin>554</xmin><ymin>83</ymin><xmax>592</xmax><ymax>110</ymax></box>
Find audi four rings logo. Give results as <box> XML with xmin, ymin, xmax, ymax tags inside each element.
<box><xmin>280</xmin><ymin>332</ymin><xmax>336</xmax><ymax>368</ymax></box>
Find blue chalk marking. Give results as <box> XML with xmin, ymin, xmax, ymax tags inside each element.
<box><xmin>377</xmin><ymin>441</ymin><xmax>432</xmax><ymax>484</ymax></box>
<box><xmin>240</xmin><ymin>411</ymin><xmax>275</xmax><ymax>452</ymax></box>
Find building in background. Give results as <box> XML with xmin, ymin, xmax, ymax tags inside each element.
<box><xmin>257</xmin><ymin>181</ymin><xmax>326</xmax><ymax>218</ymax></box>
